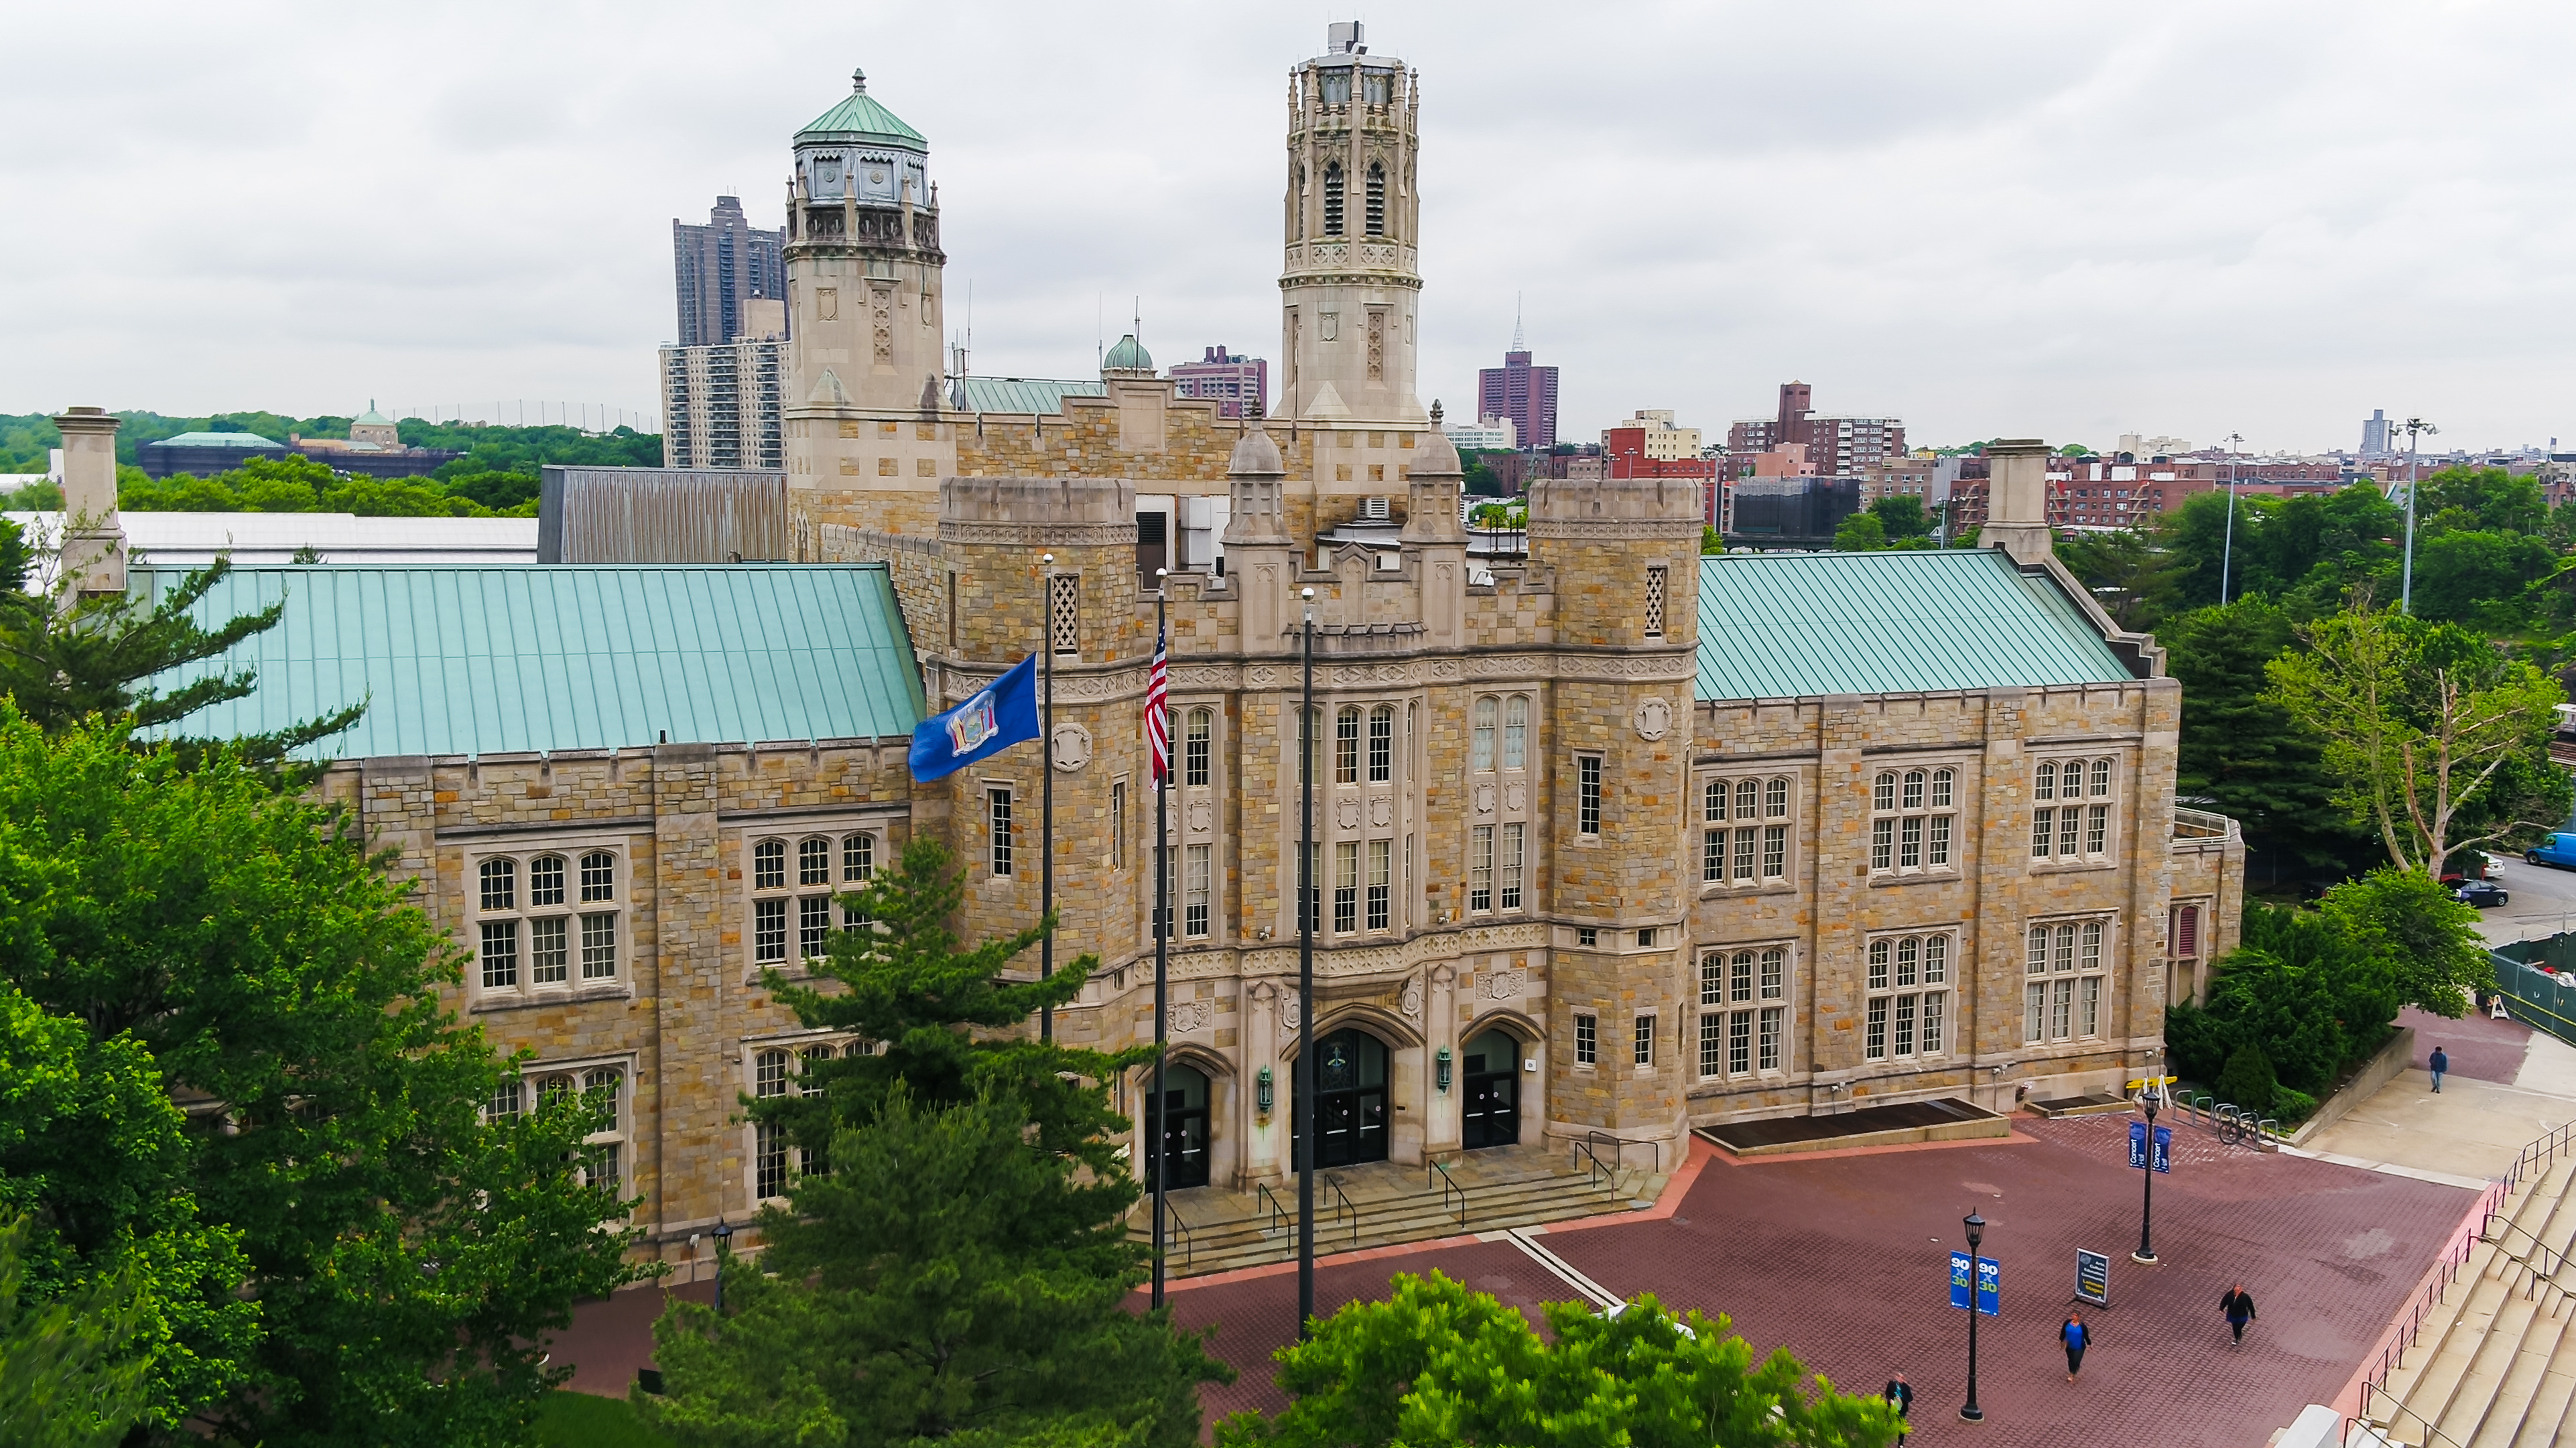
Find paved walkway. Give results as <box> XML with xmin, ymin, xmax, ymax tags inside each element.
<box><xmin>2297</xmin><ymin>1011</ymin><xmax>2576</xmax><ymax>1188</ymax></box>
<box><xmin>1165</xmin><ymin>1120</ymin><xmax>2473</xmax><ymax>1448</ymax></box>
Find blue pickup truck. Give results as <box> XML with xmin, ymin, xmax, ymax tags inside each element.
<box><xmin>2526</xmin><ymin>834</ymin><xmax>2576</xmax><ymax>869</ymax></box>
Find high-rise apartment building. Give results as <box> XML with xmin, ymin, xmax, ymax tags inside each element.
<box><xmin>2362</xmin><ymin>409</ymin><xmax>2392</xmax><ymax>457</ymax></box>
<box><xmin>1478</xmin><ymin>339</ymin><xmax>1559</xmax><ymax>450</ymax></box>
<box><xmin>673</xmin><ymin>196</ymin><xmax>787</xmax><ymax>348</ymax></box>
<box><xmin>1167</xmin><ymin>346</ymin><xmax>1268</xmax><ymax>418</ymax></box>
<box><xmin>1726</xmin><ymin>381</ymin><xmax>1903</xmax><ymax>474</ymax></box>
<box><xmin>659</xmin><ymin>334</ymin><xmax>786</xmax><ymax>470</ymax></box>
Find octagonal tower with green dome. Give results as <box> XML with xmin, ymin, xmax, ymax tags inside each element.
<box><xmin>781</xmin><ymin>66</ymin><xmax>950</xmax><ymax>535</ymax></box>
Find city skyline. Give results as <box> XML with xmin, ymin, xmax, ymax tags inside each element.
<box><xmin>4</xmin><ymin>2</ymin><xmax>2573</xmax><ymax>453</ymax></box>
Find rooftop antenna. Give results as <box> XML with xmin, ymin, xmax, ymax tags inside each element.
<box><xmin>1097</xmin><ymin>293</ymin><xmax>1103</xmax><ymax>372</ymax></box>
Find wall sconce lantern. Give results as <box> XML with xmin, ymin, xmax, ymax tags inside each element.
<box><xmin>1435</xmin><ymin>1047</ymin><xmax>1453</xmax><ymax>1094</ymax></box>
<box><xmin>1256</xmin><ymin>1066</ymin><xmax>1274</xmax><ymax>1116</ymax></box>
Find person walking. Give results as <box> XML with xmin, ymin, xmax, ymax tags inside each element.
<box><xmin>1882</xmin><ymin>1372</ymin><xmax>1913</xmax><ymax>1443</ymax></box>
<box><xmin>2430</xmin><ymin>1045</ymin><xmax>2449</xmax><ymax>1093</ymax></box>
<box><xmin>2221</xmin><ymin>1285</ymin><xmax>2257</xmax><ymax>1345</ymax></box>
<box><xmin>2060</xmin><ymin>1310</ymin><xmax>2091</xmax><ymax>1381</ymax></box>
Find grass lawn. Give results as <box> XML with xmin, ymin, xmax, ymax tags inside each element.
<box><xmin>535</xmin><ymin>1390</ymin><xmax>676</xmax><ymax>1448</ymax></box>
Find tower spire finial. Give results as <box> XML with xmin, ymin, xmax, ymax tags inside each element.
<box><xmin>1512</xmin><ymin>293</ymin><xmax>1524</xmax><ymax>352</ymax></box>
<box><xmin>852</xmin><ymin>66</ymin><xmax>867</xmax><ymax>93</ymax></box>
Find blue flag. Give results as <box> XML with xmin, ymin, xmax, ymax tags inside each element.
<box><xmin>909</xmin><ymin>654</ymin><xmax>1041</xmax><ymax>781</ymax></box>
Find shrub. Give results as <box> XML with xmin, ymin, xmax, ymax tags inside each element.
<box><xmin>2216</xmin><ymin>1041</ymin><xmax>2278</xmax><ymax>1112</ymax></box>
<box><xmin>2269</xmin><ymin>1085</ymin><xmax>2319</xmax><ymax>1123</ymax></box>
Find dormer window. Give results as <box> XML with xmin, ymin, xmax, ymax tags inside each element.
<box><xmin>1323</xmin><ymin>163</ymin><xmax>1345</xmax><ymax>237</ymax></box>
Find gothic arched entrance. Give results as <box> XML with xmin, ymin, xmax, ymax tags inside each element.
<box><xmin>1292</xmin><ymin>1028</ymin><xmax>1390</xmax><ymax>1169</ymax></box>
<box><xmin>1460</xmin><ymin>1028</ymin><xmax>1522</xmax><ymax>1150</ymax></box>
<box><xmin>1142</xmin><ymin>1063</ymin><xmax>1211</xmax><ymax>1190</ymax></box>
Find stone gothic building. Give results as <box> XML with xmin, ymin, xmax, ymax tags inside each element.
<box><xmin>79</xmin><ymin>25</ymin><xmax>2239</xmax><ymax>1278</ymax></box>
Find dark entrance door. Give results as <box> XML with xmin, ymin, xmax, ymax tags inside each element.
<box><xmin>1460</xmin><ymin>1029</ymin><xmax>1521</xmax><ymax>1150</ymax></box>
<box><xmin>1143</xmin><ymin>1064</ymin><xmax>1211</xmax><ymax>1189</ymax></box>
<box><xmin>1293</xmin><ymin>1029</ymin><xmax>1389</xmax><ymax>1169</ymax></box>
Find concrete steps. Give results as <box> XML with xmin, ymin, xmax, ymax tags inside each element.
<box><xmin>2371</xmin><ymin>1153</ymin><xmax>2576</xmax><ymax>1447</ymax></box>
<box><xmin>1131</xmin><ymin>1144</ymin><xmax>1665</xmax><ymax>1280</ymax></box>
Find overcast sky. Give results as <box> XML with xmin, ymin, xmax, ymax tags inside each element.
<box><xmin>5</xmin><ymin>1</ymin><xmax>2570</xmax><ymax>454</ymax></box>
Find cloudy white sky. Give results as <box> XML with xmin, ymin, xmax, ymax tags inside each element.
<box><xmin>4</xmin><ymin>1</ymin><xmax>2569</xmax><ymax>453</ymax></box>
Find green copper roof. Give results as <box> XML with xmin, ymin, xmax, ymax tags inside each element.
<box><xmin>956</xmin><ymin>377</ymin><xmax>1106</xmax><ymax>413</ymax></box>
<box><xmin>137</xmin><ymin>564</ymin><xmax>924</xmax><ymax>759</ymax></box>
<box><xmin>155</xmin><ymin>432</ymin><xmax>285</xmax><ymax>448</ymax></box>
<box><xmin>1102</xmin><ymin>334</ymin><xmax>1153</xmax><ymax>373</ymax></box>
<box><xmin>798</xmin><ymin>72</ymin><xmax>926</xmax><ymax>147</ymax></box>
<box><xmin>1695</xmin><ymin>549</ymin><xmax>2134</xmax><ymax>702</ymax></box>
<box><xmin>354</xmin><ymin>402</ymin><xmax>390</xmax><ymax>425</ymax></box>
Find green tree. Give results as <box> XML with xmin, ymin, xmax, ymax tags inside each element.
<box><xmin>1215</xmin><ymin>1271</ymin><xmax>1896</xmax><ymax>1448</ymax></box>
<box><xmin>1703</xmin><ymin>524</ymin><xmax>1724</xmax><ymax>555</ymax></box>
<box><xmin>0</xmin><ymin>710</ymin><xmax>641</xmax><ymax>1446</ymax></box>
<box><xmin>2266</xmin><ymin>597</ymin><xmax>2567</xmax><ymax>876</ymax></box>
<box><xmin>0</xmin><ymin>982</ymin><xmax>251</xmax><ymax>1435</ymax></box>
<box><xmin>1867</xmin><ymin>495</ymin><xmax>1931</xmax><ymax>541</ymax></box>
<box><xmin>2161</xmin><ymin>601</ymin><xmax>2354</xmax><ymax>865</ymax></box>
<box><xmin>0</xmin><ymin>1215</ymin><xmax>159</xmax><ymax>1448</ymax></box>
<box><xmin>2421</xmin><ymin>466</ymin><xmax>2546</xmax><ymax>536</ymax></box>
<box><xmin>2409</xmin><ymin>529</ymin><xmax>2555</xmax><ymax>631</ymax></box>
<box><xmin>2055</xmin><ymin>528</ymin><xmax>2177</xmax><ymax>630</ymax></box>
<box><xmin>642</xmin><ymin>838</ymin><xmax>1228</xmax><ymax>1447</ymax></box>
<box><xmin>2214</xmin><ymin>1041</ymin><xmax>2280</xmax><ymax>1112</ymax></box>
<box><xmin>1831</xmin><ymin>511</ymin><xmax>1887</xmax><ymax>551</ymax></box>
<box><xmin>2317</xmin><ymin>867</ymin><xmax>2490</xmax><ymax>1016</ymax></box>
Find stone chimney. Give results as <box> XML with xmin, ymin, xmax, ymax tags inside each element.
<box><xmin>52</xmin><ymin>406</ymin><xmax>124</xmax><ymax>598</ymax></box>
<box><xmin>1981</xmin><ymin>438</ymin><xmax>2053</xmax><ymax>566</ymax></box>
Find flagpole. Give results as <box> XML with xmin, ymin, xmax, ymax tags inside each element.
<box><xmin>1151</xmin><ymin>572</ymin><xmax>1170</xmax><ymax>1309</ymax></box>
<box><xmin>1297</xmin><ymin>584</ymin><xmax>1316</xmax><ymax>1340</ymax></box>
<box><xmin>1039</xmin><ymin>553</ymin><xmax>1055</xmax><ymax>1043</ymax></box>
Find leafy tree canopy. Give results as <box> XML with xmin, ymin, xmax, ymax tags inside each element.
<box><xmin>0</xmin><ymin>710</ymin><xmax>641</xmax><ymax>1445</ymax></box>
<box><xmin>643</xmin><ymin>838</ymin><xmax>1226</xmax><ymax>1447</ymax></box>
<box><xmin>0</xmin><ymin>1213</ymin><xmax>160</xmax><ymax>1448</ymax></box>
<box><xmin>1214</xmin><ymin>1271</ymin><xmax>1896</xmax><ymax>1448</ymax></box>
<box><xmin>1831</xmin><ymin>511</ymin><xmax>1888</xmax><ymax>551</ymax></box>
<box><xmin>1867</xmin><ymin>495</ymin><xmax>1931</xmax><ymax>541</ymax></box>
<box><xmin>2161</xmin><ymin>600</ymin><xmax>2360</xmax><ymax>866</ymax></box>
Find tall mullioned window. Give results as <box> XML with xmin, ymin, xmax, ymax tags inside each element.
<box><xmin>988</xmin><ymin>788</ymin><xmax>1014</xmax><ymax>876</ymax></box>
<box><xmin>1185</xmin><ymin>709</ymin><xmax>1212</xmax><ymax>789</ymax></box>
<box><xmin>2026</xmin><ymin>919</ymin><xmax>2108</xmax><ymax>1044</ymax></box>
<box><xmin>1700</xmin><ymin>947</ymin><xmax>1789</xmax><ymax>1079</ymax></box>
<box><xmin>1703</xmin><ymin>775</ymin><xmax>1791</xmax><ymax>886</ymax></box>
<box><xmin>1368</xmin><ymin>705</ymin><xmax>1394</xmax><ymax>783</ymax></box>
<box><xmin>1365</xmin><ymin>161</ymin><xmax>1386</xmax><ymax>236</ymax></box>
<box><xmin>2032</xmin><ymin>757</ymin><xmax>2117</xmax><ymax>863</ymax></box>
<box><xmin>1577</xmin><ymin>755</ymin><xmax>1603</xmax><ymax>836</ymax></box>
<box><xmin>1864</xmin><ymin>933</ymin><xmax>1950</xmax><ymax>1063</ymax></box>
<box><xmin>1323</xmin><ymin>162</ymin><xmax>1345</xmax><ymax>236</ymax></box>
<box><xmin>1870</xmin><ymin>766</ymin><xmax>1957</xmax><ymax>876</ymax></box>
<box><xmin>476</xmin><ymin>848</ymin><xmax>624</xmax><ymax>996</ymax></box>
<box><xmin>1336</xmin><ymin>708</ymin><xmax>1362</xmax><ymax>785</ymax></box>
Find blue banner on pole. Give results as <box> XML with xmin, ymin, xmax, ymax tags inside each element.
<box><xmin>1976</xmin><ymin>1256</ymin><xmax>2000</xmax><ymax>1317</ymax></box>
<box><xmin>2128</xmin><ymin>1119</ymin><xmax>2148</xmax><ymax>1169</ymax></box>
<box><xmin>2153</xmin><ymin>1124</ymin><xmax>2173</xmax><ymax>1174</ymax></box>
<box><xmin>1948</xmin><ymin>1250</ymin><xmax>1971</xmax><ymax>1311</ymax></box>
<box><xmin>909</xmin><ymin>655</ymin><xmax>1041</xmax><ymax>781</ymax></box>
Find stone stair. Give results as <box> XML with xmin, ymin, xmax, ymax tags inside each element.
<box><xmin>1130</xmin><ymin>1142</ymin><xmax>1665</xmax><ymax>1280</ymax></box>
<box><xmin>2368</xmin><ymin>1154</ymin><xmax>2576</xmax><ymax>1447</ymax></box>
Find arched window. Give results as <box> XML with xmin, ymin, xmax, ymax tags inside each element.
<box><xmin>579</xmin><ymin>850</ymin><xmax>615</xmax><ymax>902</ymax></box>
<box><xmin>798</xmin><ymin>838</ymin><xmax>831</xmax><ymax>887</ymax></box>
<box><xmin>1336</xmin><ymin>706</ymin><xmax>1362</xmax><ymax>785</ymax></box>
<box><xmin>1866</xmin><ymin>933</ymin><xmax>1951</xmax><ymax>1061</ymax></box>
<box><xmin>582</xmin><ymin>1067</ymin><xmax>625</xmax><ymax>1191</ymax></box>
<box><xmin>1323</xmin><ymin>162</ymin><xmax>1345</xmax><ymax>237</ymax></box>
<box><xmin>1472</xmin><ymin>697</ymin><xmax>1498</xmax><ymax>771</ymax></box>
<box><xmin>753</xmin><ymin>839</ymin><xmax>786</xmax><ymax>891</ymax></box>
<box><xmin>1368</xmin><ymin>705</ymin><xmax>1395</xmax><ymax>783</ymax></box>
<box><xmin>529</xmin><ymin>854</ymin><xmax>565</xmax><ymax>907</ymax></box>
<box><xmin>479</xmin><ymin>858</ymin><xmax>515</xmax><ymax>911</ymax></box>
<box><xmin>1503</xmin><ymin>696</ymin><xmax>1529</xmax><ymax>770</ymax></box>
<box><xmin>1365</xmin><ymin>161</ymin><xmax>1386</xmax><ymax>236</ymax></box>
<box><xmin>1185</xmin><ymin>708</ymin><xmax>1213</xmax><ymax>787</ymax></box>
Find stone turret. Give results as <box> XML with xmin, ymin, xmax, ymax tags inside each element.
<box><xmin>1401</xmin><ymin>405</ymin><xmax>1467</xmax><ymax>646</ymax></box>
<box><xmin>1222</xmin><ymin>429</ymin><xmax>1297</xmax><ymax>653</ymax></box>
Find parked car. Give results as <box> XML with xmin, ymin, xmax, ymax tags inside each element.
<box><xmin>2456</xmin><ymin>880</ymin><xmax>2510</xmax><ymax>908</ymax></box>
<box><xmin>2526</xmin><ymin>834</ymin><xmax>2576</xmax><ymax>870</ymax></box>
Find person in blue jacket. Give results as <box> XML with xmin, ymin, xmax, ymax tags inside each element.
<box><xmin>2061</xmin><ymin>1310</ymin><xmax>2091</xmax><ymax>1380</ymax></box>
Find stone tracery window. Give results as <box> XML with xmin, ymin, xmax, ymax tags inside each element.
<box><xmin>1869</xmin><ymin>766</ymin><xmax>1957</xmax><ymax>876</ymax></box>
<box><xmin>1864</xmin><ymin>932</ymin><xmax>1949</xmax><ymax>1062</ymax></box>
<box><xmin>2032</xmin><ymin>756</ymin><xmax>2117</xmax><ymax>864</ymax></box>
<box><xmin>1702</xmin><ymin>775</ymin><xmax>1791</xmax><ymax>886</ymax></box>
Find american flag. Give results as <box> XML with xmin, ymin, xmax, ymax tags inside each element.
<box><xmin>1146</xmin><ymin>620</ymin><xmax>1171</xmax><ymax>784</ymax></box>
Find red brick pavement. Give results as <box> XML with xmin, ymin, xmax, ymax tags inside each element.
<box><xmin>2403</xmin><ymin>1004</ymin><xmax>2531</xmax><ymax>1084</ymax></box>
<box><xmin>1165</xmin><ymin>1118</ymin><xmax>2475</xmax><ymax>1447</ymax></box>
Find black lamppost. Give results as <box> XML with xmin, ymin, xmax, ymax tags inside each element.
<box><xmin>1959</xmin><ymin>1211</ymin><xmax>1984</xmax><ymax>1423</ymax></box>
<box><xmin>1295</xmin><ymin>586</ymin><xmax>1317</xmax><ymax>1340</ymax></box>
<box><xmin>2134</xmin><ymin>1067</ymin><xmax>2164</xmax><ymax>1265</ymax></box>
<box><xmin>711</xmin><ymin>1217</ymin><xmax>734</xmax><ymax>1315</ymax></box>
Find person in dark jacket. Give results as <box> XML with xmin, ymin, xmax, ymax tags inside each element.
<box><xmin>2430</xmin><ymin>1045</ymin><xmax>2449</xmax><ymax>1092</ymax></box>
<box><xmin>1882</xmin><ymin>1372</ymin><xmax>1913</xmax><ymax>1443</ymax></box>
<box><xmin>2221</xmin><ymin>1285</ymin><xmax>2257</xmax><ymax>1344</ymax></box>
<box><xmin>2061</xmin><ymin>1311</ymin><xmax>2091</xmax><ymax>1380</ymax></box>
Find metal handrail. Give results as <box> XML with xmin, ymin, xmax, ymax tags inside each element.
<box><xmin>1324</xmin><ymin>1174</ymin><xmax>1358</xmax><ymax>1250</ymax></box>
<box><xmin>2482</xmin><ymin>1211</ymin><xmax>2568</xmax><ymax>1280</ymax></box>
<box><xmin>1429</xmin><ymin>1156</ymin><xmax>1466</xmax><ymax>1230</ymax></box>
<box><xmin>1573</xmin><ymin>1137</ymin><xmax>1612</xmax><ymax>1190</ymax></box>
<box><xmin>2362</xmin><ymin>1179</ymin><xmax>2510</xmax><ymax>1403</ymax></box>
<box><xmin>2356</xmin><ymin>1379</ymin><xmax>2476</xmax><ymax>1448</ymax></box>
<box><xmin>1160</xmin><ymin>1198</ymin><xmax>1194</xmax><ymax>1274</ymax></box>
<box><xmin>1255</xmin><ymin>1181</ymin><xmax>1293</xmax><ymax>1240</ymax></box>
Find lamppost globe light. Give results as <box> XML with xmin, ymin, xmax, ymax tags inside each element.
<box><xmin>1041</xmin><ymin>552</ymin><xmax>1054</xmax><ymax>566</ymax></box>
